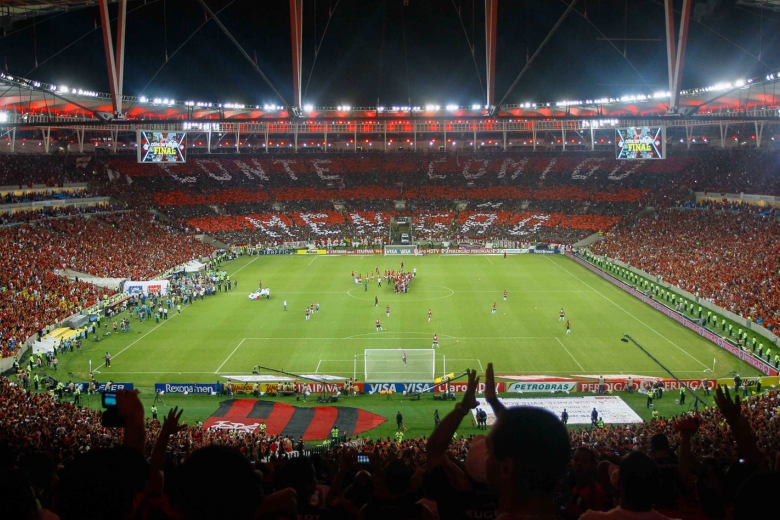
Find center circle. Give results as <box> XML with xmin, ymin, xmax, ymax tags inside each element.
<box><xmin>346</xmin><ymin>283</ymin><xmax>455</xmax><ymax>302</ymax></box>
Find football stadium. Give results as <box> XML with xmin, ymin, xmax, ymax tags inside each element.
<box><xmin>1</xmin><ymin>1</ymin><xmax>780</xmax><ymax>518</ymax></box>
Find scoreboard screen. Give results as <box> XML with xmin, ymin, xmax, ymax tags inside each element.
<box><xmin>616</xmin><ymin>126</ymin><xmax>665</xmax><ymax>160</ymax></box>
<box><xmin>138</xmin><ymin>131</ymin><xmax>187</xmax><ymax>163</ymax></box>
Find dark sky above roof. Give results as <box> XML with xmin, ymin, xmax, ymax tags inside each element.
<box><xmin>1</xmin><ymin>0</ymin><xmax>779</xmax><ymax>107</ymax></box>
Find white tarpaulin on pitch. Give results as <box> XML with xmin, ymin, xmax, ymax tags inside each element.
<box><xmin>183</xmin><ymin>260</ymin><xmax>205</xmax><ymax>273</ymax></box>
<box><xmin>248</xmin><ymin>288</ymin><xmax>270</xmax><ymax>300</ymax></box>
<box><xmin>472</xmin><ymin>396</ymin><xmax>643</xmax><ymax>426</ymax></box>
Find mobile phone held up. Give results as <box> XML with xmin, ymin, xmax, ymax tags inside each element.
<box><xmin>357</xmin><ymin>454</ymin><xmax>370</xmax><ymax>464</ymax></box>
<box><xmin>101</xmin><ymin>392</ymin><xmax>125</xmax><ymax>428</ymax></box>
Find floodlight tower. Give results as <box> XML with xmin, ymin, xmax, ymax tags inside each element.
<box><xmin>664</xmin><ymin>0</ymin><xmax>692</xmax><ymax>114</ymax></box>
<box><xmin>98</xmin><ymin>0</ymin><xmax>128</xmax><ymax>120</ymax></box>
<box><xmin>485</xmin><ymin>0</ymin><xmax>498</xmax><ymax>109</ymax></box>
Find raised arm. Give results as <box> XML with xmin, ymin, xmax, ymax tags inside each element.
<box><xmin>426</xmin><ymin>368</ymin><xmax>479</xmax><ymax>466</ymax></box>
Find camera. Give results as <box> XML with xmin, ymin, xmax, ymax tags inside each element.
<box><xmin>357</xmin><ymin>454</ymin><xmax>370</xmax><ymax>464</ymax></box>
<box><xmin>101</xmin><ymin>392</ymin><xmax>125</xmax><ymax>428</ymax></box>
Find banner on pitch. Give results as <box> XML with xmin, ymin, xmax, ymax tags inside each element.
<box><xmin>123</xmin><ymin>280</ymin><xmax>170</xmax><ymax>296</ymax></box>
<box><xmin>474</xmin><ymin>396</ymin><xmax>643</xmax><ymax>426</ymax></box>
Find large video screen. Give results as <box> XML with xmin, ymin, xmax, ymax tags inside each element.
<box><xmin>616</xmin><ymin>126</ymin><xmax>665</xmax><ymax>160</ymax></box>
<box><xmin>137</xmin><ymin>131</ymin><xmax>186</xmax><ymax>163</ymax></box>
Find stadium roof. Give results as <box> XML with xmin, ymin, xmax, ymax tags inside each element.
<box><xmin>0</xmin><ymin>1</ymin><xmax>779</xmax><ymax>122</ymax></box>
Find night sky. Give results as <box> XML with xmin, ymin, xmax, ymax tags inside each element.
<box><xmin>1</xmin><ymin>0</ymin><xmax>779</xmax><ymax>107</ymax></box>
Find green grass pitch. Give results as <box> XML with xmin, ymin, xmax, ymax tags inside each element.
<box><xmin>59</xmin><ymin>253</ymin><xmax>761</xmax><ymax>438</ymax></box>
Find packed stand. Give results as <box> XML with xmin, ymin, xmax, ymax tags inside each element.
<box><xmin>591</xmin><ymin>208</ymin><xmax>780</xmax><ymax>331</ymax></box>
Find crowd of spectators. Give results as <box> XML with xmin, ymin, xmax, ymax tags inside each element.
<box><xmin>1</xmin><ymin>365</ymin><xmax>778</xmax><ymax>519</ymax></box>
<box><xmin>0</xmin><ymin>155</ymin><xmax>91</xmax><ymax>186</ymax></box>
<box><xmin>592</xmin><ymin>207</ymin><xmax>780</xmax><ymax>330</ymax></box>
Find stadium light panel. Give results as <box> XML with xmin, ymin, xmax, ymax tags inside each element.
<box><xmin>471</xmin><ymin>104</ymin><xmax>481</xmax><ymax>110</ymax></box>
<box><xmin>303</xmin><ymin>104</ymin><xmax>314</xmax><ymax>112</ymax></box>
<box><xmin>0</xmin><ymin>112</ymin><xmax>8</xmax><ymax>123</ymax></box>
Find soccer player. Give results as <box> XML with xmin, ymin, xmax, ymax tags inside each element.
<box><xmin>351</xmin><ymin>270</ymin><xmax>355</xmax><ymax>282</ymax></box>
<box><xmin>315</xmin><ymin>302</ymin><xmax>319</xmax><ymax>313</ymax></box>
<box><xmin>402</xmin><ymin>351</ymin><xmax>407</xmax><ymax>366</ymax></box>
<box><xmin>310</xmin><ymin>302</ymin><xmax>315</xmax><ymax>315</ymax></box>
<box><xmin>258</xmin><ymin>280</ymin><xmax>262</xmax><ymax>289</ymax></box>
<box><xmin>432</xmin><ymin>334</ymin><xmax>439</xmax><ymax>348</ymax></box>
<box><xmin>566</xmin><ymin>320</ymin><xmax>571</xmax><ymax>334</ymax></box>
<box><xmin>386</xmin><ymin>305</ymin><xmax>391</xmax><ymax>318</ymax></box>
<box><xmin>492</xmin><ymin>302</ymin><xmax>497</xmax><ymax>314</ymax></box>
<box><xmin>375</xmin><ymin>296</ymin><xmax>379</xmax><ymax>307</ymax></box>
<box><xmin>503</xmin><ymin>290</ymin><xmax>508</xmax><ymax>301</ymax></box>
<box><xmin>305</xmin><ymin>308</ymin><xmax>310</xmax><ymax>321</ymax></box>
<box><xmin>283</xmin><ymin>300</ymin><xmax>287</xmax><ymax>311</ymax></box>
<box><xmin>428</xmin><ymin>309</ymin><xmax>432</xmax><ymax>322</ymax></box>
<box><xmin>378</xmin><ymin>277</ymin><xmax>382</xmax><ymax>288</ymax></box>
<box><xmin>376</xmin><ymin>319</ymin><xmax>384</xmax><ymax>332</ymax></box>
<box><xmin>559</xmin><ymin>308</ymin><xmax>565</xmax><ymax>321</ymax></box>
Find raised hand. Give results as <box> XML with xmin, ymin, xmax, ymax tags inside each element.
<box><xmin>484</xmin><ymin>363</ymin><xmax>506</xmax><ymax>417</ymax></box>
<box><xmin>161</xmin><ymin>406</ymin><xmax>186</xmax><ymax>437</ymax></box>
<box><xmin>461</xmin><ymin>368</ymin><xmax>480</xmax><ymax>411</ymax></box>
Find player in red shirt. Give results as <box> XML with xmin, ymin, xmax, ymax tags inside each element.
<box><xmin>432</xmin><ymin>334</ymin><xmax>439</xmax><ymax>348</ymax></box>
<box><xmin>386</xmin><ymin>305</ymin><xmax>391</xmax><ymax>318</ymax></box>
<box><xmin>258</xmin><ymin>280</ymin><xmax>262</xmax><ymax>288</ymax></box>
<box><xmin>305</xmin><ymin>308</ymin><xmax>310</xmax><ymax>321</ymax></box>
<box><xmin>559</xmin><ymin>308</ymin><xmax>565</xmax><ymax>321</ymax></box>
<box><xmin>428</xmin><ymin>309</ymin><xmax>432</xmax><ymax>322</ymax></box>
<box><xmin>376</xmin><ymin>319</ymin><xmax>384</xmax><ymax>332</ymax></box>
<box><xmin>492</xmin><ymin>303</ymin><xmax>497</xmax><ymax>314</ymax></box>
<box><xmin>566</xmin><ymin>320</ymin><xmax>571</xmax><ymax>334</ymax></box>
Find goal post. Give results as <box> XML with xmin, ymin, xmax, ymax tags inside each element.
<box><xmin>364</xmin><ymin>349</ymin><xmax>435</xmax><ymax>382</ymax></box>
<box><xmin>383</xmin><ymin>245</ymin><xmax>418</xmax><ymax>256</ymax></box>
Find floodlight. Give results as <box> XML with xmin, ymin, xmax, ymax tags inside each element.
<box><xmin>0</xmin><ymin>112</ymin><xmax>8</xmax><ymax>123</ymax></box>
<box><xmin>303</xmin><ymin>104</ymin><xmax>314</xmax><ymax>112</ymax></box>
<box><xmin>472</xmin><ymin>104</ymin><xmax>481</xmax><ymax>110</ymax></box>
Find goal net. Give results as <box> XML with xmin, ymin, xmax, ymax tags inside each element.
<box><xmin>364</xmin><ymin>349</ymin><xmax>435</xmax><ymax>382</ymax></box>
<box><xmin>383</xmin><ymin>245</ymin><xmax>418</xmax><ymax>256</ymax></box>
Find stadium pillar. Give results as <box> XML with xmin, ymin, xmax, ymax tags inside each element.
<box><xmin>561</xmin><ymin>126</ymin><xmax>566</xmax><ymax>152</ymax></box>
<box><xmin>76</xmin><ymin>128</ymin><xmax>84</xmax><ymax>154</ymax></box>
<box><xmin>290</xmin><ymin>0</ymin><xmax>303</xmax><ymax>109</ymax></box>
<box><xmin>324</xmin><ymin>127</ymin><xmax>328</xmax><ymax>153</ymax></box>
<box><xmin>98</xmin><ymin>0</ymin><xmax>127</xmax><ymax>118</ymax></box>
<box><xmin>384</xmin><ymin>125</ymin><xmax>388</xmax><ymax>153</ymax></box>
<box><xmin>414</xmin><ymin>124</ymin><xmax>417</xmax><ymax>152</ymax></box>
<box><xmin>473</xmin><ymin>130</ymin><xmax>477</xmax><ymax>152</ymax></box>
<box><xmin>590</xmin><ymin>127</ymin><xmax>595</xmax><ymax>151</ymax></box>
<box><xmin>719</xmin><ymin>123</ymin><xmax>727</xmax><ymax>149</ymax></box>
<box><xmin>265</xmin><ymin>126</ymin><xmax>269</xmax><ymax>153</ymax></box>
<box><xmin>502</xmin><ymin>123</ymin><xmax>506</xmax><ymax>151</ymax></box>
<box><xmin>294</xmin><ymin>125</ymin><xmax>298</xmax><ymax>152</ymax></box>
<box><xmin>484</xmin><ymin>0</ymin><xmax>498</xmax><ymax>107</ymax></box>
<box><xmin>664</xmin><ymin>0</ymin><xmax>692</xmax><ymax>113</ymax></box>
<box><xmin>354</xmin><ymin>124</ymin><xmax>357</xmax><ymax>153</ymax></box>
<box><xmin>532</xmin><ymin>122</ymin><xmax>537</xmax><ymax>152</ymax></box>
<box><xmin>43</xmin><ymin>127</ymin><xmax>51</xmax><ymax>154</ymax></box>
<box><xmin>443</xmin><ymin>126</ymin><xmax>447</xmax><ymax>153</ymax></box>
<box><xmin>111</xmin><ymin>130</ymin><xmax>118</xmax><ymax>154</ymax></box>
<box><xmin>236</xmin><ymin>129</ymin><xmax>240</xmax><ymax>153</ymax></box>
<box><xmin>755</xmin><ymin>121</ymin><xmax>764</xmax><ymax>149</ymax></box>
<box><xmin>10</xmin><ymin>127</ymin><xmax>15</xmax><ymax>154</ymax></box>
<box><xmin>685</xmin><ymin>122</ymin><xmax>692</xmax><ymax>150</ymax></box>
<box><xmin>207</xmin><ymin>131</ymin><xmax>212</xmax><ymax>154</ymax></box>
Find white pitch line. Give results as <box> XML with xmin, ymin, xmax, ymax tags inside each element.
<box><xmin>556</xmin><ymin>337</ymin><xmax>585</xmax><ymax>371</ymax></box>
<box><xmin>546</xmin><ymin>257</ymin><xmax>710</xmax><ymax>370</ymax></box>
<box><xmin>214</xmin><ymin>338</ymin><xmax>246</xmax><ymax>373</ymax></box>
<box><xmin>478</xmin><ymin>359</ymin><xmax>484</xmax><ymax>372</ymax></box>
<box><xmin>315</xmin><ymin>359</ymin><xmax>322</xmax><ymax>373</ymax></box>
<box><xmin>308</xmin><ymin>256</ymin><xmax>318</xmax><ymax>266</ymax></box>
<box><xmin>92</xmin><ymin>312</ymin><xmax>181</xmax><ymax>370</ymax></box>
<box><xmin>485</xmin><ymin>256</ymin><xmax>494</xmax><ymax>265</ymax></box>
<box><xmin>230</xmin><ymin>256</ymin><xmax>260</xmax><ymax>276</ymax></box>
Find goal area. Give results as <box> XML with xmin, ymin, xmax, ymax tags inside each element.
<box><xmin>383</xmin><ymin>245</ymin><xmax>418</xmax><ymax>256</ymax></box>
<box><xmin>364</xmin><ymin>349</ymin><xmax>435</xmax><ymax>382</ymax></box>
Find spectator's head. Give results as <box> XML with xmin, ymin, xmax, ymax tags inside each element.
<box><xmin>485</xmin><ymin>407</ymin><xmax>570</xmax><ymax>506</ymax></box>
<box><xmin>572</xmin><ymin>447</ymin><xmax>598</xmax><ymax>479</ymax></box>
<box><xmin>650</xmin><ymin>433</ymin><xmax>670</xmax><ymax>456</ymax></box>
<box><xmin>733</xmin><ymin>470</ymin><xmax>780</xmax><ymax>520</ymax></box>
<box><xmin>178</xmin><ymin>445</ymin><xmax>260</xmax><ymax>520</ymax></box>
<box><xmin>618</xmin><ymin>451</ymin><xmax>661</xmax><ymax>512</ymax></box>
<box><xmin>384</xmin><ymin>459</ymin><xmax>412</xmax><ymax>496</ymax></box>
<box><xmin>277</xmin><ymin>456</ymin><xmax>317</xmax><ymax>500</ymax></box>
<box><xmin>58</xmin><ymin>447</ymin><xmax>148</xmax><ymax>520</ymax></box>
